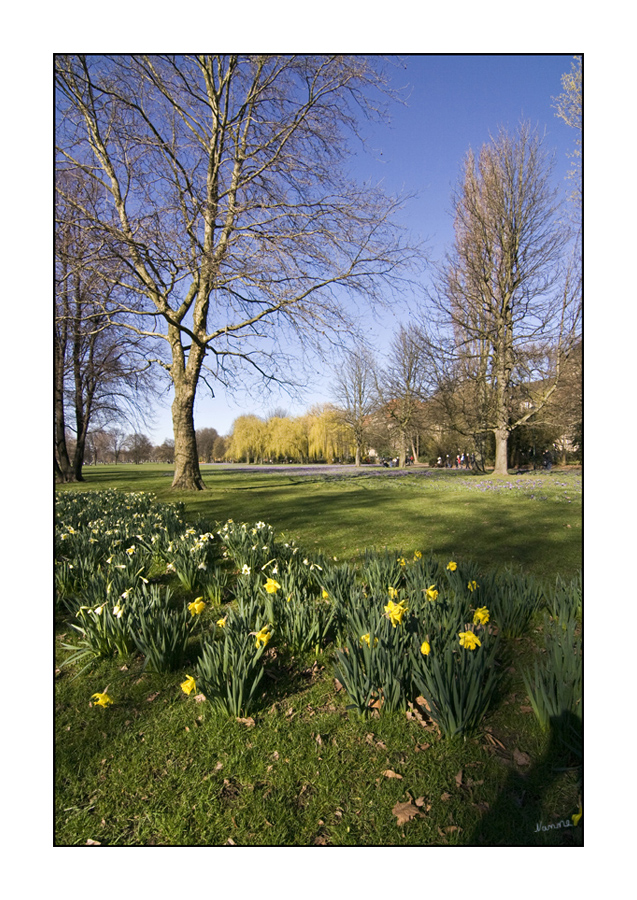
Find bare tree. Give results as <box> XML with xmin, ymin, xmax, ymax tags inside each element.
<box><xmin>332</xmin><ymin>346</ymin><xmax>378</xmax><ymax>466</ymax></box>
<box><xmin>553</xmin><ymin>55</ymin><xmax>582</xmax><ymax>217</ymax></box>
<box><xmin>425</xmin><ymin>124</ymin><xmax>581</xmax><ymax>475</ymax></box>
<box><xmin>195</xmin><ymin>427</ymin><xmax>219</xmax><ymax>463</ymax></box>
<box><xmin>376</xmin><ymin>325</ymin><xmax>430</xmax><ymax>466</ymax></box>
<box><xmin>55</xmin><ymin>54</ymin><xmax>416</xmax><ymax>490</ymax></box>
<box><xmin>55</xmin><ymin>170</ymin><xmax>161</xmax><ymax>482</ymax></box>
<box><xmin>125</xmin><ymin>433</ymin><xmax>154</xmax><ymax>464</ymax></box>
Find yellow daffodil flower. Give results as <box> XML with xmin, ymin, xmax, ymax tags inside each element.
<box><xmin>181</xmin><ymin>675</ymin><xmax>196</xmax><ymax>695</ymax></box>
<box><xmin>447</xmin><ymin>561</ymin><xmax>457</xmax><ymax>572</ymax></box>
<box><xmin>322</xmin><ymin>590</ymin><xmax>330</xmax><ymax>600</ymax></box>
<box><xmin>388</xmin><ymin>586</ymin><xmax>399</xmax><ymax>600</ymax></box>
<box><xmin>425</xmin><ymin>585</ymin><xmax>438</xmax><ymax>602</ymax></box>
<box><xmin>255</xmin><ymin>626</ymin><xmax>273</xmax><ymax>649</ymax></box>
<box><xmin>473</xmin><ymin>607</ymin><xmax>489</xmax><ymax>625</ymax></box>
<box><xmin>467</xmin><ymin>580</ymin><xmax>479</xmax><ymax>592</ymax></box>
<box><xmin>571</xmin><ymin>804</ymin><xmax>582</xmax><ymax>826</ymax></box>
<box><xmin>360</xmin><ymin>633</ymin><xmax>379</xmax><ymax>648</ymax></box>
<box><xmin>458</xmin><ymin>631</ymin><xmax>481</xmax><ymax>650</ymax></box>
<box><xmin>398</xmin><ymin>557</ymin><xmax>406</xmax><ymax>567</ymax></box>
<box><xmin>384</xmin><ymin>599</ymin><xmax>408</xmax><ymax>627</ymax></box>
<box><xmin>91</xmin><ymin>692</ymin><xmax>113</xmax><ymax>707</ymax></box>
<box><xmin>126</xmin><ymin>546</ymin><xmax>136</xmax><ymax>556</ymax></box>
<box><xmin>188</xmin><ymin>598</ymin><xmax>206</xmax><ymax>615</ymax></box>
<box><xmin>414</xmin><ymin>550</ymin><xmax>422</xmax><ymax>560</ymax></box>
<box><xmin>421</xmin><ymin>640</ymin><xmax>431</xmax><ymax>656</ymax></box>
<box><xmin>264</xmin><ymin>578</ymin><xmax>280</xmax><ymax>594</ymax></box>
<box><xmin>216</xmin><ymin>617</ymin><xmax>227</xmax><ymax>628</ymax></box>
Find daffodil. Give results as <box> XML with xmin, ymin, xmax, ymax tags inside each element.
<box><xmin>458</xmin><ymin>631</ymin><xmax>481</xmax><ymax>650</ymax></box>
<box><xmin>188</xmin><ymin>598</ymin><xmax>206</xmax><ymax>615</ymax></box>
<box><xmin>241</xmin><ymin>564</ymin><xmax>251</xmax><ymax>575</ymax></box>
<box><xmin>91</xmin><ymin>692</ymin><xmax>113</xmax><ymax>707</ymax></box>
<box><xmin>384</xmin><ymin>598</ymin><xmax>408</xmax><ymax>627</ymax></box>
<box><xmin>413</xmin><ymin>550</ymin><xmax>422</xmax><ymax>561</ymax></box>
<box><xmin>388</xmin><ymin>586</ymin><xmax>399</xmax><ymax>600</ymax></box>
<box><xmin>473</xmin><ymin>607</ymin><xmax>489</xmax><ymax>625</ymax></box>
<box><xmin>398</xmin><ymin>556</ymin><xmax>406</xmax><ymax>567</ymax></box>
<box><xmin>360</xmin><ymin>633</ymin><xmax>378</xmax><ymax>648</ymax></box>
<box><xmin>571</xmin><ymin>804</ymin><xmax>582</xmax><ymax>826</ymax></box>
<box><xmin>467</xmin><ymin>580</ymin><xmax>479</xmax><ymax>592</ymax></box>
<box><xmin>446</xmin><ymin>561</ymin><xmax>457</xmax><ymax>572</ymax></box>
<box><xmin>264</xmin><ymin>578</ymin><xmax>280</xmax><ymax>594</ymax></box>
<box><xmin>112</xmin><ymin>605</ymin><xmax>123</xmax><ymax>619</ymax></box>
<box><xmin>425</xmin><ymin>585</ymin><xmax>438</xmax><ymax>602</ymax></box>
<box><xmin>126</xmin><ymin>546</ymin><xmax>136</xmax><ymax>556</ymax></box>
<box><xmin>322</xmin><ymin>590</ymin><xmax>330</xmax><ymax>600</ymax></box>
<box><xmin>255</xmin><ymin>626</ymin><xmax>273</xmax><ymax>649</ymax></box>
<box><xmin>181</xmin><ymin>675</ymin><xmax>196</xmax><ymax>695</ymax></box>
<box><xmin>420</xmin><ymin>640</ymin><xmax>431</xmax><ymax>656</ymax></box>
<box><xmin>216</xmin><ymin>616</ymin><xmax>227</xmax><ymax>628</ymax></box>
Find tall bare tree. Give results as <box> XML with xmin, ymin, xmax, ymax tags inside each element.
<box><xmin>332</xmin><ymin>346</ymin><xmax>378</xmax><ymax>466</ymax></box>
<box><xmin>425</xmin><ymin>124</ymin><xmax>581</xmax><ymax>474</ymax></box>
<box><xmin>55</xmin><ymin>54</ymin><xmax>415</xmax><ymax>490</ymax></box>
<box><xmin>55</xmin><ymin>171</ymin><xmax>159</xmax><ymax>482</ymax></box>
<box><xmin>376</xmin><ymin>325</ymin><xmax>430</xmax><ymax>466</ymax></box>
<box><xmin>553</xmin><ymin>55</ymin><xmax>582</xmax><ymax>216</ymax></box>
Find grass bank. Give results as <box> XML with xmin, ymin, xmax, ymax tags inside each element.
<box><xmin>57</xmin><ymin>464</ymin><xmax>582</xmax><ymax>582</ymax></box>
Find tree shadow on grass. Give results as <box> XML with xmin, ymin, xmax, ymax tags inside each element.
<box><xmin>469</xmin><ymin>710</ymin><xmax>582</xmax><ymax>845</ymax></box>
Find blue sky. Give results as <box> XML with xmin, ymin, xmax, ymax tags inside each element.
<box><xmin>148</xmin><ymin>53</ymin><xmax>578</xmax><ymax>444</ymax></box>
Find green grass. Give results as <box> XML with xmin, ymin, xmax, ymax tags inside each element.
<box><xmin>55</xmin><ymin>465</ymin><xmax>582</xmax><ymax>846</ymax></box>
<box><xmin>57</xmin><ymin>464</ymin><xmax>582</xmax><ymax>581</ymax></box>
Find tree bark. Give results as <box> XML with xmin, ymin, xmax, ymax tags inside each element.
<box><xmin>171</xmin><ymin>388</ymin><xmax>205</xmax><ymax>490</ymax></box>
<box><xmin>493</xmin><ymin>427</ymin><xmax>509</xmax><ymax>475</ymax></box>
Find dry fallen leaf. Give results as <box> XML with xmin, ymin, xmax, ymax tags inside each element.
<box><xmin>193</xmin><ymin>693</ymin><xmax>206</xmax><ymax>703</ymax></box>
<box><xmin>513</xmin><ymin>748</ymin><xmax>531</xmax><ymax>766</ymax></box>
<box><xmin>455</xmin><ymin>770</ymin><xmax>463</xmax><ymax>787</ymax></box>
<box><xmin>440</xmin><ymin>792</ymin><xmax>451</xmax><ymax>801</ymax></box>
<box><xmin>519</xmin><ymin>705</ymin><xmax>533</xmax><ymax>713</ymax></box>
<box><xmin>146</xmin><ymin>692</ymin><xmax>160</xmax><ymax>702</ymax></box>
<box><xmin>236</xmin><ymin>717</ymin><xmax>255</xmax><ymax>727</ymax></box>
<box><xmin>382</xmin><ymin>769</ymin><xmax>403</xmax><ymax>780</ymax></box>
<box><xmin>85</xmin><ymin>839</ymin><xmax>101</xmax><ymax>846</ymax></box>
<box><xmin>392</xmin><ymin>800</ymin><xmax>419</xmax><ymax>826</ymax></box>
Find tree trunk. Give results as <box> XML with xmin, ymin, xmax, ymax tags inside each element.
<box><xmin>171</xmin><ymin>389</ymin><xmax>205</xmax><ymax>490</ymax></box>
<box><xmin>355</xmin><ymin>442</ymin><xmax>361</xmax><ymax>467</ymax></box>
<box><xmin>493</xmin><ymin>427</ymin><xmax>509</xmax><ymax>475</ymax></box>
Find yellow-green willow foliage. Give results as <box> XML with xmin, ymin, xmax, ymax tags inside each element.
<box><xmin>225</xmin><ymin>406</ymin><xmax>355</xmax><ymax>463</ymax></box>
<box><xmin>225</xmin><ymin>415</ymin><xmax>266</xmax><ymax>463</ymax></box>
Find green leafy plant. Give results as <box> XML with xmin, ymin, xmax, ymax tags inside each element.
<box><xmin>521</xmin><ymin>615</ymin><xmax>582</xmax><ymax>734</ymax></box>
<box><xmin>544</xmin><ymin>572</ymin><xmax>582</xmax><ymax>624</ymax></box>
<box><xmin>60</xmin><ymin>603</ymin><xmax>137</xmax><ymax>676</ymax></box>
<box><xmin>194</xmin><ymin>611</ymin><xmax>270</xmax><ymax>716</ymax></box>
<box><xmin>410</xmin><ymin>625</ymin><xmax>503</xmax><ymax>738</ymax></box>
<box><xmin>133</xmin><ymin>603</ymin><xmax>194</xmax><ymax>673</ymax></box>
<box><xmin>333</xmin><ymin>606</ymin><xmax>414</xmax><ymax>716</ymax></box>
<box><xmin>479</xmin><ymin>569</ymin><xmax>543</xmax><ymax>637</ymax></box>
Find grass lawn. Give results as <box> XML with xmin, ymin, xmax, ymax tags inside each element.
<box><xmin>55</xmin><ymin>464</ymin><xmax>582</xmax><ymax>846</ymax></box>
<box><xmin>57</xmin><ymin>463</ymin><xmax>582</xmax><ymax>581</ymax></box>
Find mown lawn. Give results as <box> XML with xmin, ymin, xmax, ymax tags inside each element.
<box><xmin>57</xmin><ymin>464</ymin><xmax>582</xmax><ymax>581</ymax></box>
<box><xmin>55</xmin><ymin>464</ymin><xmax>582</xmax><ymax>846</ymax></box>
